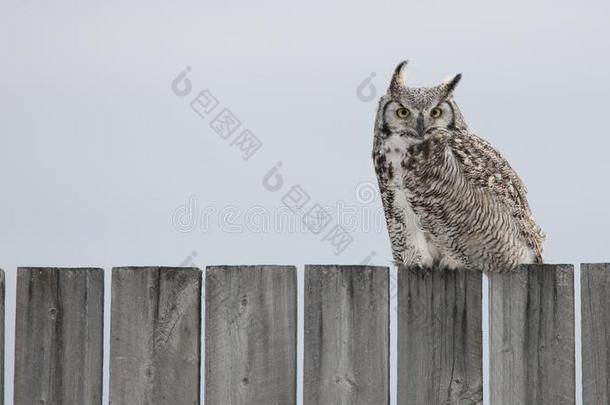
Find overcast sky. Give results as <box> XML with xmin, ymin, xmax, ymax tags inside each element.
<box><xmin>1</xmin><ymin>1</ymin><xmax>609</xmax><ymax>404</ymax></box>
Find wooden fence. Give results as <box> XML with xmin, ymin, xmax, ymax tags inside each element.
<box><xmin>0</xmin><ymin>264</ymin><xmax>608</xmax><ymax>404</ymax></box>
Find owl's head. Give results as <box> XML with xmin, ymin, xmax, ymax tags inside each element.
<box><xmin>375</xmin><ymin>61</ymin><xmax>467</xmax><ymax>145</ymax></box>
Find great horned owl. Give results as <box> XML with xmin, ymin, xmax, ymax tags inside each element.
<box><xmin>373</xmin><ymin>61</ymin><xmax>545</xmax><ymax>272</ymax></box>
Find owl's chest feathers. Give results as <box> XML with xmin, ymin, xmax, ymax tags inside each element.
<box><xmin>376</xmin><ymin>136</ymin><xmax>418</xmax><ymax>188</ymax></box>
<box><xmin>378</xmin><ymin>147</ymin><xmax>425</xmax><ymax>234</ymax></box>
<box><xmin>379</xmin><ymin>154</ymin><xmax>441</xmax><ymax>266</ymax></box>
<box><xmin>381</xmin><ymin>147</ymin><xmax>441</xmax><ymax>197</ymax></box>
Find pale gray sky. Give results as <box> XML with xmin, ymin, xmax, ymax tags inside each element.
<box><xmin>1</xmin><ymin>1</ymin><xmax>609</xmax><ymax>403</ymax></box>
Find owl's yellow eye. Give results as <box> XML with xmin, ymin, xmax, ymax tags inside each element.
<box><xmin>396</xmin><ymin>108</ymin><xmax>410</xmax><ymax>118</ymax></box>
<box><xmin>431</xmin><ymin>107</ymin><xmax>443</xmax><ymax>118</ymax></box>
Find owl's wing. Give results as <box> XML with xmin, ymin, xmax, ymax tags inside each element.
<box><xmin>438</xmin><ymin>131</ymin><xmax>545</xmax><ymax>260</ymax></box>
<box><xmin>376</xmin><ymin>183</ymin><xmax>409</xmax><ymax>264</ymax></box>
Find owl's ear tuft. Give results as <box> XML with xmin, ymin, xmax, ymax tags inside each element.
<box><xmin>439</xmin><ymin>73</ymin><xmax>462</xmax><ymax>98</ymax></box>
<box><xmin>389</xmin><ymin>60</ymin><xmax>409</xmax><ymax>95</ymax></box>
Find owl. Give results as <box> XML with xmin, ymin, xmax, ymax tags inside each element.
<box><xmin>373</xmin><ymin>61</ymin><xmax>545</xmax><ymax>272</ymax></box>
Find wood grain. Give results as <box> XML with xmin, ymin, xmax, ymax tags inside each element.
<box><xmin>489</xmin><ymin>264</ymin><xmax>575</xmax><ymax>405</ymax></box>
<box><xmin>581</xmin><ymin>263</ymin><xmax>610</xmax><ymax>405</ymax></box>
<box><xmin>304</xmin><ymin>265</ymin><xmax>389</xmax><ymax>405</ymax></box>
<box><xmin>398</xmin><ymin>266</ymin><xmax>482</xmax><ymax>405</ymax></box>
<box><xmin>110</xmin><ymin>267</ymin><xmax>202</xmax><ymax>405</ymax></box>
<box><xmin>205</xmin><ymin>265</ymin><xmax>297</xmax><ymax>405</ymax></box>
<box><xmin>14</xmin><ymin>267</ymin><xmax>104</xmax><ymax>405</ymax></box>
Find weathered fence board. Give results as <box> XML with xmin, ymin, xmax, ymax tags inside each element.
<box><xmin>304</xmin><ymin>265</ymin><xmax>389</xmax><ymax>405</ymax></box>
<box><xmin>14</xmin><ymin>267</ymin><xmax>104</xmax><ymax>405</ymax></box>
<box><xmin>110</xmin><ymin>267</ymin><xmax>202</xmax><ymax>405</ymax></box>
<box><xmin>0</xmin><ymin>269</ymin><xmax>4</xmax><ymax>405</ymax></box>
<box><xmin>397</xmin><ymin>266</ymin><xmax>482</xmax><ymax>405</ymax></box>
<box><xmin>489</xmin><ymin>264</ymin><xmax>575</xmax><ymax>405</ymax></box>
<box><xmin>2</xmin><ymin>262</ymin><xmax>603</xmax><ymax>404</ymax></box>
<box><xmin>205</xmin><ymin>265</ymin><xmax>297</xmax><ymax>405</ymax></box>
<box><xmin>581</xmin><ymin>263</ymin><xmax>610</xmax><ymax>405</ymax></box>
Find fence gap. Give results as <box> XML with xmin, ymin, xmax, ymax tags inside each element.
<box><xmin>304</xmin><ymin>265</ymin><xmax>389</xmax><ymax>405</ymax></box>
<box><xmin>489</xmin><ymin>264</ymin><xmax>575</xmax><ymax>404</ymax></box>
<box><xmin>14</xmin><ymin>267</ymin><xmax>104</xmax><ymax>405</ymax></box>
<box><xmin>398</xmin><ymin>266</ymin><xmax>483</xmax><ymax>405</ymax></box>
<box><xmin>205</xmin><ymin>265</ymin><xmax>297</xmax><ymax>405</ymax></box>
<box><xmin>581</xmin><ymin>263</ymin><xmax>610</xmax><ymax>405</ymax></box>
<box><xmin>110</xmin><ymin>267</ymin><xmax>202</xmax><ymax>405</ymax></box>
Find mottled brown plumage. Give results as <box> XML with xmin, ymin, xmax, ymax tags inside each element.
<box><xmin>373</xmin><ymin>61</ymin><xmax>545</xmax><ymax>272</ymax></box>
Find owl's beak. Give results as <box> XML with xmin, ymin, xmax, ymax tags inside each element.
<box><xmin>416</xmin><ymin>114</ymin><xmax>425</xmax><ymax>138</ymax></box>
